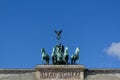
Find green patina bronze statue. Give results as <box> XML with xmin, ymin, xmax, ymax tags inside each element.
<box><xmin>41</xmin><ymin>48</ymin><xmax>50</xmax><ymax>64</ymax></box>
<box><xmin>51</xmin><ymin>44</ymin><xmax>69</xmax><ymax>65</ymax></box>
<box><xmin>41</xmin><ymin>30</ymin><xmax>80</xmax><ymax>65</ymax></box>
<box><xmin>71</xmin><ymin>47</ymin><xmax>80</xmax><ymax>64</ymax></box>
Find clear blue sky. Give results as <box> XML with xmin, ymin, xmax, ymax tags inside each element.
<box><xmin>0</xmin><ymin>0</ymin><xmax>120</xmax><ymax>68</ymax></box>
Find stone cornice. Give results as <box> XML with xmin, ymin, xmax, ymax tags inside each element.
<box><xmin>35</xmin><ymin>65</ymin><xmax>85</xmax><ymax>69</ymax></box>
<box><xmin>0</xmin><ymin>67</ymin><xmax>120</xmax><ymax>73</ymax></box>
<box><xmin>85</xmin><ymin>68</ymin><xmax>120</xmax><ymax>74</ymax></box>
<box><xmin>0</xmin><ymin>69</ymin><xmax>35</xmax><ymax>73</ymax></box>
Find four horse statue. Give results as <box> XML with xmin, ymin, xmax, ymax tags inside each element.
<box><xmin>71</xmin><ymin>47</ymin><xmax>80</xmax><ymax>64</ymax></box>
<box><xmin>41</xmin><ymin>30</ymin><xmax>80</xmax><ymax>65</ymax></box>
<box><xmin>41</xmin><ymin>46</ymin><xmax>80</xmax><ymax>65</ymax></box>
<box><xmin>41</xmin><ymin>48</ymin><xmax>50</xmax><ymax>65</ymax></box>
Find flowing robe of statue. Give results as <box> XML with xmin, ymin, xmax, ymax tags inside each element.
<box><xmin>54</xmin><ymin>44</ymin><xmax>64</xmax><ymax>64</ymax></box>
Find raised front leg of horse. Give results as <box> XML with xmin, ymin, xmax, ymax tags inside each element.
<box><xmin>41</xmin><ymin>48</ymin><xmax>50</xmax><ymax>65</ymax></box>
<box><xmin>71</xmin><ymin>47</ymin><xmax>80</xmax><ymax>65</ymax></box>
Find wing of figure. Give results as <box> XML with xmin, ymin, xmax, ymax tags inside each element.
<box><xmin>58</xmin><ymin>30</ymin><xmax>62</xmax><ymax>35</ymax></box>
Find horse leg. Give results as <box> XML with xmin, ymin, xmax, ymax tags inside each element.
<box><xmin>73</xmin><ymin>59</ymin><xmax>76</xmax><ymax>64</ymax></box>
<box><xmin>47</xmin><ymin>60</ymin><xmax>49</xmax><ymax>65</ymax></box>
<box><xmin>71</xmin><ymin>59</ymin><xmax>73</xmax><ymax>65</ymax></box>
<box><xmin>52</xmin><ymin>57</ymin><xmax>54</xmax><ymax>64</ymax></box>
<box><xmin>46</xmin><ymin>60</ymin><xmax>49</xmax><ymax>65</ymax></box>
<box><xmin>65</xmin><ymin>55</ymin><xmax>68</xmax><ymax>64</ymax></box>
<box><xmin>45</xmin><ymin>58</ymin><xmax>49</xmax><ymax>65</ymax></box>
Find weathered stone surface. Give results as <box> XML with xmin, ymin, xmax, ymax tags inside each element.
<box><xmin>0</xmin><ymin>66</ymin><xmax>120</xmax><ymax>80</ymax></box>
<box><xmin>85</xmin><ymin>73</ymin><xmax>120</xmax><ymax>80</ymax></box>
<box><xmin>0</xmin><ymin>69</ymin><xmax>35</xmax><ymax>80</ymax></box>
<box><xmin>85</xmin><ymin>69</ymin><xmax>120</xmax><ymax>80</ymax></box>
<box><xmin>35</xmin><ymin>65</ymin><xmax>85</xmax><ymax>80</ymax></box>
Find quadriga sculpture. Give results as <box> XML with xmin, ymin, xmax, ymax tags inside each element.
<box><xmin>51</xmin><ymin>44</ymin><xmax>69</xmax><ymax>65</ymax></box>
<box><xmin>71</xmin><ymin>47</ymin><xmax>80</xmax><ymax>64</ymax></box>
<box><xmin>41</xmin><ymin>30</ymin><xmax>80</xmax><ymax>65</ymax></box>
<box><xmin>41</xmin><ymin>48</ymin><xmax>50</xmax><ymax>65</ymax></box>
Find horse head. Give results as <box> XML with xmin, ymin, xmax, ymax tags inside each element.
<box><xmin>75</xmin><ymin>47</ymin><xmax>80</xmax><ymax>55</ymax></box>
<box><xmin>64</xmin><ymin>47</ymin><xmax>68</xmax><ymax>55</ymax></box>
<box><xmin>41</xmin><ymin>48</ymin><xmax>50</xmax><ymax>64</ymax></box>
<box><xmin>41</xmin><ymin>48</ymin><xmax>48</xmax><ymax>59</ymax></box>
<box><xmin>51</xmin><ymin>47</ymin><xmax>55</xmax><ymax>57</ymax></box>
<box><xmin>41</xmin><ymin>48</ymin><xmax>46</xmax><ymax>54</ymax></box>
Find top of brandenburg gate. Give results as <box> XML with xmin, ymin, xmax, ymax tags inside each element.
<box><xmin>41</xmin><ymin>30</ymin><xmax>80</xmax><ymax>65</ymax></box>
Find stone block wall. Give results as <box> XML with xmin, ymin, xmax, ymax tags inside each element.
<box><xmin>85</xmin><ymin>69</ymin><xmax>120</xmax><ymax>80</ymax></box>
<box><xmin>35</xmin><ymin>65</ymin><xmax>84</xmax><ymax>80</ymax></box>
<box><xmin>0</xmin><ymin>69</ymin><xmax>35</xmax><ymax>80</ymax></box>
<box><xmin>0</xmin><ymin>66</ymin><xmax>120</xmax><ymax>80</ymax></box>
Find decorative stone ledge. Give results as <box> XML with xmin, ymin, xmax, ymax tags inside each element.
<box><xmin>0</xmin><ymin>69</ymin><xmax>35</xmax><ymax>73</ymax></box>
<box><xmin>85</xmin><ymin>68</ymin><xmax>120</xmax><ymax>75</ymax></box>
<box><xmin>35</xmin><ymin>65</ymin><xmax>85</xmax><ymax>80</ymax></box>
<box><xmin>0</xmin><ymin>68</ymin><xmax>120</xmax><ymax>73</ymax></box>
<box><xmin>1</xmin><ymin>67</ymin><xmax>120</xmax><ymax>80</ymax></box>
<box><xmin>35</xmin><ymin>65</ymin><xmax>84</xmax><ymax>69</ymax></box>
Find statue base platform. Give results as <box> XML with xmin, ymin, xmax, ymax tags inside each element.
<box><xmin>35</xmin><ymin>65</ymin><xmax>85</xmax><ymax>80</ymax></box>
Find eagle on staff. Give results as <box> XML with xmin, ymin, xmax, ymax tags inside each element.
<box><xmin>54</xmin><ymin>29</ymin><xmax>62</xmax><ymax>40</ymax></box>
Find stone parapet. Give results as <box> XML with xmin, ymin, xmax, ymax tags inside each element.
<box><xmin>35</xmin><ymin>65</ymin><xmax>85</xmax><ymax>80</ymax></box>
<box><xmin>85</xmin><ymin>68</ymin><xmax>120</xmax><ymax>74</ymax></box>
<box><xmin>84</xmin><ymin>68</ymin><xmax>120</xmax><ymax>80</ymax></box>
<box><xmin>0</xmin><ymin>69</ymin><xmax>35</xmax><ymax>73</ymax></box>
<box><xmin>36</xmin><ymin>65</ymin><xmax>84</xmax><ymax>69</ymax></box>
<box><xmin>0</xmin><ymin>66</ymin><xmax>120</xmax><ymax>80</ymax></box>
<box><xmin>0</xmin><ymin>69</ymin><xmax>35</xmax><ymax>80</ymax></box>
